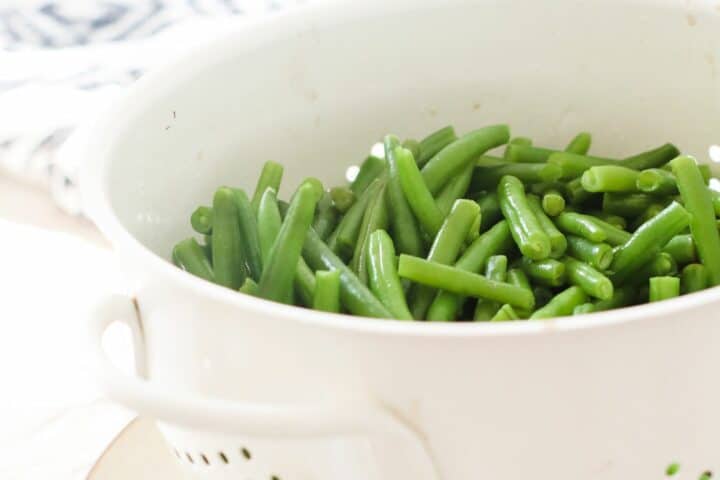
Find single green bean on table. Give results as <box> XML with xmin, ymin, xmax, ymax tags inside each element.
<box><xmin>649</xmin><ymin>276</ymin><xmax>680</xmax><ymax>302</ymax></box>
<box><xmin>563</xmin><ymin>256</ymin><xmax>613</xmax><ymax>300</ymax></box>
<box><xmin>581</xmin><ymin>165</ymin><xmax>639</xmax><ymax>193</ymax></box>
<box><xmin>473</xmin><ymin>255</ymin><xmax>508</xmax><ymax>321</ymax></box>
<box><xmin>416</xmin><ymin>125</ymin><xmax>457</xmax><ymax>167</ymax></box>
<box><xmin>211</xmin><ymin>186</ymin><xmax>247</xmax><ymax>289</ymax></box>
<box><xmin>470</xmin><ymin>162</ymin><xmax>561</xmax><ymax>193</ymax></box>
<box><xmin>312</xmin><ymin>191</ymin><xmax>339</xmax><ymax>241</ymax></box>
<box><xmin>351</xmin><ymin>155</ymin><xmax>386</xmax><ymax>195</ymax></box>
<box><xmin>329</xmin><ymin>177</ymin><xmax>383</xmax><ymax>259</ymax></box>
<box><xmin>366</xmin><ymin>230</ymin><xmax>413</xmax><ymax>320</ymax></box>
<box><xmin>671</xmin><ymin>155</ymin><xmax>720</xmax><ymax>286</ymax></box>
<box><xmin>313</xmin><ymin>270</ymin><xmax>341</xmax><ymax>313</ymax></box>
<box><xmin>681</xmin><ymin>263</ymin><xmax>708</xmax><ymax>294</ymax></box>
<box><xmin>527</xmin><ymin>194</ymin><xmax>567</xmax><ymax>257</ymax></box>
<box><xmin>542</xmin><ymin>189</ymin><xmax>565</xmax><ymax>216</ymax></box>
<box><xmin>257</xmin><ymin>187</ymin><xmax>283</xmax><ymax>265</ymax></box>
<box><xmin>566</xmin><ymin>235</ymin><xmax>614</xmax><ymax>271</ymax></box>
<box><xmin>397</xmin><ymin>146</ymin><xmax>445</xmax><ymax>237</ymax></box>
<box><xmin>190</xmin><ymin>206</ymin><xmax>213</xmax><ymax>234</ymax></box>
<box><xmin>530</xmin><ymin>286</ymin><xmax>588</xmax><ymax>319</ymax></box>
<box><xmin>498</xmin><ymin>175</ymin><xmax>551</xmax><ymax>260</ymax></box>
<box><xmin>232</xmin><ymin>188</ymin><xmax>263</xmax><ymax>281</ymax></box>
<box><xmin>554</xmin><ymin>212</ymin><xmax>607</xmax><ymax>243</ymax></box>
<box><xmin>330</xmin><ymin>187</ymin><xmax>356</xmax><ymax>213</ymax></box>
<box><xmin>565</xmin><ymin>132</ymin><xmax>592</xmax><ymax>154</ymax></box>
<box><xmin>173</xmin><ymin>238</ymin><xmax>215</xmax><ymax>282</ymax></box>
<box><xmin>521</xmin><ymin>257</ymin><xmax>566</xmax><ymax>287</ymax></box>
<box><xmin>663</xmin><ymin>234</ymin><xmax>696</xmax><ymax>265</ymax></box>
<box><xmin>491</xmin><ymin>304</ymin><xmax>520</xmax><ymax>322</ymax></box>
<box><xmin>426</xmin><ymin>220</ymin><xmax>513</xmax><ymax>321</ymax></box>
<box><xmin>250</xmin><ymin>161</ymin><xmax>284</xmax><ymax>213</ymax></box>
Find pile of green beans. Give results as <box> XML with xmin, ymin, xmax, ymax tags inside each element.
<box><xmin>172</xmin><ymin>125</ymin><xmax>720</xmax><ymax>321</ymax></box>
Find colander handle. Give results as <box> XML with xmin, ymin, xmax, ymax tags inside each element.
<box><xmin>89</xmin><ymin>294</ymin><xmax>441</xmax><ymax>478</ymax></box>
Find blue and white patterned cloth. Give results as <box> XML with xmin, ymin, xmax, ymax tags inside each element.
<box><xmin>0</xmin><ymin>0</ymin><xmax>295</xmax><ymax>214</ymax></box>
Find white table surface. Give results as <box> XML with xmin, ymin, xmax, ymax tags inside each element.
<box><xmin>0</xmin><ymin>173</ymin><xmax>137</xmax><ymax>479</ymax></box>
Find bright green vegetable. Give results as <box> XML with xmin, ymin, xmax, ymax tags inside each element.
<box><xmin>473</xmin><ymin>255</ymin><xmax>508</xmax><ymax>321</ymax></box>
<box><xmin>470</xmin><ymin>162</ymin><xmax>561</xmax><ymax>192</ymax></box>
<box><xmin>564</xmin><ymin>177</ymin><xmax>593</xmax><ymax>205</ymax></box>
<box><xmin>542</xmin><ymin>189</ymin><xmax>565</xmax><ymax>216</ymax></box>
<box><xmin>590</xmin><ymin>211</ymin><xmax>627</xmax><ymax>230</ymax></box>
<box><xmin>530</xmin><ymin>286</ymin><xmax>588</xmax><ymax>319</ymax></box>
<box><xmin>491</xmin><ymin>304</ymin><xmax>519</xmax><ymax>322</ymax></box>
<box><xmin>649</xmin><ymin>276</ymin><xmax>680</xmax><ymax>302</ymax></box>
<box><xmin>173</xmin><ymin>238</ymin><xmax>215</xmax><ymax>282</ymax></box>
<box><xmin>402</xmin><ymin>138</ymin><xmax>421</xmax><ymax>159</ymax></box>
<box><xmin>417</xmin><ymin>125</ymin><xmax>457</xmax><ymax>167</ymax></box>
<box><xmin>313</xmin><ymin>270</ymin><xmax>341</xmax><ymax>313</ymax></box>
<box><xmin>351</xmin><ymin>155</ymin><xmax>386</xmax><ymax>195</ymax></box>
<box><xmin>366</xmin><ymin>230</ymin><xmax>413</xmax><ymax>320</ymax></box>
<box><xmin>602</xmin><ymin>193</ymin><xmax>654</xmax><ymax>218</ymax></box>
<box><xmin>563</xmin><ymin>256</ymin><xmax>613</xmax><ymax>300</ymax></box>
<box><xmin>257</xmin><ymin>188</ymin><xmax>283</xmax><ymax>265</ymax></box>
<box><xmin>548</xmin><ymin>152</ymin><xmax>616</xmax><ymax>179</ymax></box>
<box><xmin>232</xmin><ymin>188</ymin><xmax>263</xmax><ymax>281</ymax></box>
<box><xmin>555</xmin><ymin>212</ymin><xmax>607</xmax><ymax>243</ymax></box>
<box><xmin>211</xmin><ymin>187</ymin><xmax>247</xmax><ymax>289</ymax></box>
<box><xmin>498</xmin><ymin>175</ymin><xmax>551</xmax><ymax>260</ymax></box>
<box><xmin>636</xmin><ymin>168</ymin><xmax>678</xmax><ymax>195</ymax></box>
<box><xmin>436</xmin><ymin>161</ymin><xmax>475</xmax><ymax>216</ymax></box>
<box><xmin>312</xmin><ymin>191</ymin><xmax>339</xmax><ymax>240</ymax></box>
<box><xmin>581</xmin><ymin>165</ymin><xmax>639</xmax><ymax>193</ymax></box>
<box><xmin>620</xmin><ymin>143</ymin><xmax>679</xmax><ymax>170</ymax></box>
<box><xmin>681</xmin><ymin>263</ymin><xmax>708</xmax><ymax>294</ymax></box>
<box><xmin>527</xmin><ymin>194</ymin><xmax>567</xmax><ymax>258</ymax></box>
<box><xmin>396</xmin><ymin>145</ymin><xmax>445</xmax><ymax>237</ymax></box>
<box><xmin>521</xmin><ymin>257</ymin><xmax>566</xmax><ymax>287</ymax></box>
<box><xmin>190</xmin><ymin>206</ymin><xmax>213</xmax><ymax>234</ymax></box>
<box><xmin>506</xmin><ymin>268</ymin><xmax>533</xmax><ymax>318</ymax></box>
<box><xmin>330</xmin><ymin>187</ymin><xmax>356</xmax><ymax>213</ymax></box>
<box><xmin>239</xmin><ymin>278</ymin><xmax>258</xmax><ymax>295</ymax></box>
<box><xmin>349</xmin><ymin>181</ymin><xmax>388</xmax><ymax>284</ymax></box>
<box><xmin>592</xmin><ymin>286</ymin><xmax>636</xmax><ymax>312</ymax></box>
<box><xmin>662</xmin><ymin>234</ymin><xmax>696</xmax><ymax>265</ymax></box>
<box><xmin>573</xmin><ymin>303</ymin><xmax>595</xmax><ymax>315</ymax></box>
<box><xmin>565</xmin><ymin>132</ymin><xmax>592</xmax><ymax>154</ymax></box>
<box><xmin>475</xmin><ymin>192</ymin><xmax>503</xmax><ymax>232</ymax></box>
<box><xmin>505</xmin><ymin>144</ymin><xmax>556</xmax><ymax>163</ymax></box>
<box><xmin>329</xmin><ymin>177</ymin><xmax>384</xmax><ymax>259</ymax></box>
<box><xmin>566</xmin><ymin>236</ymin><xmax>614</xmax><ymax>271</ymax></box>
<box><xmin>250</xmin><ymin>161</ymin><xmax>284</xmax><ymax>213</ymax></box>
<box><xmin>294</xmin><ymin>258</ymin><xmax>316</xmax><ymax>306</ymax></box>
<box><xmin>589</xmin><ymin>217</ymin><xmax>632</xmax><ymax>246</ymax></box>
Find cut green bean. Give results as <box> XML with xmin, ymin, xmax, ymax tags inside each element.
<box><xmin>573</xmin><ymin>303</ymin><xmax>595</xmax><ymax>315</ymax></box>
<box><xmin>417</xmin><ymin>125</ymin><xmax>457</xmax><ymax>167</ymax></box>
<box><xmin>602</xmin><ymin>193</ymin><xmax>654</xmax><ymax>218</ymax></box>
<box><xmin>681</xmin><ymin>263</ymin><xmax>708</xmax><ymax>294</ymax></box>
<box><xmin>611</xmin><ymin>201</ymin><xmax>690</xmax><ymax>283</ymax></box>
<box><xmin>313</xmin><ymin>270</ymin><xmax>341</xmax><ymax>313</ymax></box>
<box><xmin>589</xmin><ymin>211</ymin><xmax>627</xmax><ymax>230</ymax></box>
<box><xmin>649</xmin><ymin>276</ymin><xmax>680</xmax><ymax>302</ymax></box>
<box><xmin>620</xmin><ymin>143</ymin><xmax>680</xmax><ymax>170</ymax></box>
<box><xmin>396</xmin><ymin>146</ymin><xmax>445</xmax><ymax>237</ymax></box>
<box><xmin>470</xmin><ymin>162</ymin><xmax>561</xmax><ymax>192</ymax></box>
<box><xmin>312</xmin><ymin>191</ymin><xmax>339</xmax><ymax>241</ymax></box>
<box><xmin>211</xmin><ymin>187</ymin><xmax>247</xmax><ymax>289</ymax></box>
<box><xmin>527</xmin><ymin>194</ymin><xmax>567</xmax><ymax>258</ymax></box>
<box><xmin>190</xmin><ymin>206</ymin><xmax>213</xmax><ymax>234</ymax></box>
<box><xmin>257</xmin><ymin>187</ymin><xmax>282</xmax><ymax>265</ymax></box>
<box><xmin>564</xmin><ymin>177</ymin><xmax>593</xmax><ymax>205</ymax></box>
<box><xmin>627</xmin><ymin>253</ymin><xmax>677</xmax><ymax>287</ymax></box>
<box><xmin>202</xmin><ymin>235</ymin><xmax>212</xmax><ymax>264</ymax></box>
<box><xmin>542</xmin><ymin>189</ymin><xmax>565</xmax><ymax>216</ymax></box>
<box><xmin>294</xmin><ymin>258</ymin><xmax>316</xmax><ymax>307</ymax></box>
<box><xmin>566</xmin><ymin>236</ymin><xmax>614</xmax><ymax>271</ymax></box>
<box><xmin>330</xmin><ymin>187</ymin><xmax>356</xmax><ymax>213</ymax></box>
<box><xmin>232</xmin><ymin>188</ymin><xmax>263</xmax><ymax>281</ymax></box>
<box><xmin>548</xmin><ymin>152</ymin><xmax>616</xmax><ymax>179</ymax></box>
<box><xmin>410</xmin><ymin>199</ymin><xmax>480</xmax><ymax>319</ymax></box>
<box><xmin>491</xmin><ymin>304</ymin><xmax>519</xmax><ymax>322</ymax></box>
<box><xmin>250</xmin><ymin>161</ymin><xmax>284</xmax><ymax>213</ymax></box>
<box><xmin>239</xmin><ymin>278</ymin><xmax>258</xmax><ymax>296</ymax></box>
<box><xmin>329</xmin><ymin>177</ymin><xmax>383</xmax><ymax>259</ymax></box>
<box><xmin>349</xmin><ymin>181</ymin><xmax>388</xmax><ymax>284</ymax></box>
<box><xmin>422</xmin><ymin>125</ymin><xmax>510</xmax><ymax>194</ymax></box>
<box><xmin>475</xmin><ymin>192</ymin><xmax>502</xmax><ymax>232</ymax></box>
<box><xmin>384</xmin><ymin>135</ymin><xmax>424</xmax><ymax>257</ymax></box>
<box><xmin>530</xmin><ymin>286</ymin><xmax>588</xmax><ymax>319</ymax></box>
<box><xmin>402</xmin><ymin>138</ymin><xmax>421</xmax><ymax>160</ymax></box>
<box><xmin>398</xmin><ymin>255</ymin><xmax>535</xmax><ymax>310</ymax></box>
<box><xmin>593</xmin><ymin>286</ymin><xmax>636</xmax><ymax>312</ymax></box>
<box><xmin>436</xmin><ymin>161</ymin><xmax>474</xmax><ymax>216</ymax></box>
<box><xmin>554</xmin><ymin>212</ymin><xmax>607</xmax><ymax>242</ymax></box>
<box><xmin>521</xmin><ymin>257</ymin><xmax>566</xmax><ymax>287</ymax></box>
<box><xmin>505</xmin><ymin>144</ymin><xmax>556</xmax><ymax>163</ymax></box>
<box><xmin>589</xmin><ymin>217</ymin><xmax>632</xmax><ymax>246</ymax></box>
<box><xmin>258</xmin><ymin>183</ymin><xmax>318</xmax><ymax>302</ymax></box>
<box><xmin>498</xmin><ymin>175</ymin><xmax>552</xmax><ymax>260</ymax></box>
<box><xmin>426</xmin><ymin>221</ymin><xmax>513</xmax><ymax>321</ymax></box>
<box><xmin>565</xmin><ymin>132</ymin><xmax>592</xmax><ymax>154</ymax></box>
<box><xmin>563</xmin><ymin>256</ymin><xmax>613</xmax><ymax>300</ymax></box>
<box><xmin>671</xmin><ymin>155</ymin><xmax>720</xmax><ymax>286</ymax></box>
<box><xmin>533</xmin><ymin>286</ymin><xmax>554</xmax><ymax>308</ymax></box>
<box><xmin>506</xmin><ymin>268</ymin><xmax>533</xmax><ymax>318</ymax></box>
<box><xmin>351</xmin><ymin>155</ymin><xmax>386</xmax><ymax>195</ymax></box>
<box><xmin>630</xmin><ymin>203</ymin><xmax>665</xmax><ymax>232</ymax></box>
<box><xmin>173</xmin><ymin>238</ymin><xmax>215</xmax><ymax>282</ymax></box>
<box><xmin>581</xmin><ymin>165</ymin><xmax>639</xmax><ymax>193</ymax></box>
<box><xmin>366</xmin><ymin>230</ymin><xmax>413</xmax><ymax>320</ymax></box>
<box><xmin>663</xmin><ymin>234</ymin><xmax>696</xmax><ymax>265</ymax></box>
<box><xmin>302</xmin><ymin>228</ymin><xmax>391</xmax><ymax>318</ymax></box>
<box><xmin>636</xmin><ymin>168</ymin><xmax>678</xmax><ymax>195</ymax></box>
<box><xmin>473</xmin><ymin>255</ymin><xmax>508</xmax><ymax>321</ymax></box>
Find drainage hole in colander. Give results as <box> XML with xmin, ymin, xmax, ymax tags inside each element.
<box><xmin>219</xmin><ymin>451</ymin><xmax>229</xmax><ymax>464</ymax></box>
<box><xmin>173</xmin><ymin>448</ymin><xmax>181</xmax><ymax>459</ymax></box>
<box><xmin>201</xmin><ymin>454</ymin><xmax>210</xmax><ymax>465</ymax></box>
<box><xmin>241</xmin><ymin>447</ymin><xmax>252</xmax><ymax>460</ymax></box>
<box><xmin>271</xmin><ymin>476</ymin><xmax>280</xmax><ymax>480</ymax></box>
<box><xmin>186</xmin><ymin>452</ymin><xmax>194</xmax><ymax>464</ymax></box>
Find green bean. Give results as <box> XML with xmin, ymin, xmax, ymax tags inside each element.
<box><xmin>565</xmin><ymin>177</ymin><xmax>593</xmax><ymax>205</ymax></box>
<box><xmin>589</xmin><ymin>211</ymin><xmax>627</xmax><ymax>230</ymax></box>
<box><xmin>711</xmin><ymin>189</ymin><xmax>720</xmax><ymax>217</ymax></box>
<box><xmin>670</xmin><ymin>155</ymin><xmax>720</xmax><ymax>286</ymax></box>
<box><xmin>573</xmin><ymin>303</ymin><xmax>595</xmax><ymax>315</ymax></box>
<box><xmin>313</xmin><ymin>270</ymin><xmax>341</xmax><ymax>313</ymax></box>
<box><xmin>239</xmin><ymin>278</ymin><xmax>258</xmax><ymax>296</ymax></box>
<box><xmin>521</xmin><ymin>257</ymin><xmax>566</xmax><ymax>287</ymax></box>
<box><xmin>592</xmin><ymin>286</ymin><xmax>636</xmax><ymax>312</ymax></box>
<box><xmin>589</xmin><ymin>217</ymin><xmax>632</xmax><ymax>246</ymax></box>
<box><xmin>302</xmin><ymin>228</ymin><xmax>391</xmax><ymax>318</ymax></box>
<box><xmin>630</xmin><ymin>203</ymin><xmax>665</xmax><ymax>232</ymax></box>
<box><xmin>421</xmin><ymin>124</ymin><xmax>510</xmax><ymax>194</ymax></box>
<box><xmin>681</xmin><ymin>263</ymin><xmax>708</xmax><ymax>294</ymax></box>
<box><xmin>470</xmin><ymin>163</ymin><xmax>561</xmax><ymax>192</ymax></box>
<box><xmin>611</xmin><ymin>201</ymin><xmax>690</xmax><ymax>283</ymax></box>
<box><xmin>491</xmin><ymin>304</ymin><xmax>520</xmax><ymax>322</ymax></box>
<box><xmin>563</xmin><ymin>256</ymin><xmax>613</xmax><ymax>300</ymax></box>
<box><xmin>190</xmin><ymin>206</ymin><xmax>213</xmax><ymax>234</ymax></box>
<box><xmin>383</xmin><ymin>135</ymin><xmax>424</xmax><ymax>257</ymax></box>
<box><xmin>173</xmin><ymin>238</ymin><xmax>215</xmax><ymax>282</ymax></box>
<box><xmin>202</xmin><ymin>235</ymin><xmax>212</xmax><ymax>264</ymax></box>
<box><xmin>294</xmin><ymin>258</ymin><xmax>316</xmax><ymax>306</ymax></box>
<box><xmin>565</xmin><ymin>132</ymin><xmax>592</xmax><ymax>154</ymax></box>
<box><xmin>417</xmin><ymin>125</ymin><xmax>457</xmax><ymax>167</ymax></box>
<box><xmin>554</xmin><ymin>212</ymin><xmax>607</xmax><ymax>242</ymax></box>
<box><xmin>530</xmin><ymin>286</ymin><xmax>588</xmax><ymax>320</ymax></box>
<box><xmin>636</xmin><ymin>168</ymin><xmax>678</xmax><ymax>195</ymax></box>
<box><xmin>436</xmin><ymin>161</ymin><xmax>474</xmax><ymax>216</ymax></box>
<box><xmin>395</xmin><ymin>145</ymin><xmax>446</xmax><ymax>237</ymax></box>
<box><xmin>211</xmin><ymin>187</ymin><xmax>247</xmax><ymax>289</ymax></box>
<box><xmin>300</xmin><ymin>177</ymin><xmax>325</xmax><ymax>201</ymax></box>
<box><xmin>258</xmin><ymin>183</ymin><xmax>318</xmax><ymax>302</ymax></box>
<box><xmin>476</xmin><ymin>155</ymin><xmax>506</xmax><ymax>166</ymax></box>
<box><xmin>527</xmin><ymin>194</ymin><xmax>567</xmax><ymax>257</ymax></box>
<box><xmin>410</xmin><ymin>199</ymin><xmax>480</xmax><ymax>319</ymax></box>
<box><xmin>366</xmin><ymin>230</ymin><xmax>413</xmax><ymax>320</ymax></box>
<box><xmin>602</xmin><ymin>193</ymin><xmax>654</xmax><ymax>218</ymax></box>
<box><xmin>475</xmin><ymin>192</ymin><xmax>502</xmax><ymax>232</ymax></box>
<box><xmin>402</xmin><ymin>138</ymin><xmax>421</xmax><ymax>160</ymax></box>
<box><xmin>627</xmin><ymin>253</ymin><xmax>677</xmax><ymax>287</ymax></box>
<box><xmin>312</xmin><ymin>191</ymin><xmax>339</xmax><ymax>241</ymax></box>
<box><xmin>506</xmin><ymin>268</ymin><xmax>533</xmax><ymax>318</ymax></box>
<box><xmin>649</xmin><ymin>276</ymin><xmax>680</xmax><ymax>302</ymax></box>
<box><xmin>232</xmin><ymin>188</ymin><xmax>263</xmax><ymax>281</ymax></box>
<box><xmin>505</xmin><ymin>144</ymin><xmax>556</xmax><ymax>163</ymax></box>
<box><xmin>473</xmin><ymin>255</ymin><xmax>508</xmax><ymax>321</ymax></box>
<box><xmin>663</xmin><ymin>234</ymin><xmax>696</xmax><ymax>265</ymax></box>
<box><xmin>350</xmin><ymin>180</ymin><xmax>388</xmax><ymax>284</ymax></box>
<box><xmin>351</xmin><ymin>155</ymin><xmax>386</xmax><ymax>195</ymax></box>
<box><xmin>257</xmin><ymin>188</ymin><xmax>282</xmax><ymax>265</ymax></box>
<box><xmin>542</xmin><ymin>189</ymin><xmax>565</xmax><ymax>216</ymax></box>
<box><xmin>503</xmin><ymin>137</ymin><xmax>533</xmax><ymax>161</ymax></box>
<box><xmin>426</xmin><ymin>221</ymin><xmax>513</xmax><ymax>321</ymax></box>
<box><xmin>330</xmin><ymin>187</ymin><xmax>356</xmax><ymax>213</ymax></box>
<box><xmin>581</xmin><ymin>165</ymin><xmax>639</xmax><ymax>193</ymax></box>
<box><xmin>329</xmin><ymin>177</ymin><xmax>383</xmax><ymax>259</ymax></box>
<box><xmin>398</xmin><ymin>255</ymin><xmax>535</xmax><ymax>310</ymax></box>
<box><xmin>566</xmin><ymin>235</ymin><xmax>614</xmax><ymax>271</ymax></box>
<box><xmin>620</xmin><ymin>143</ymin><xmax>679</xmax><ymax>170</ymax></box>
<box><xmin>498</xmin><ymin>175</ymin><xmax>551</xmax><ymax>260</ymax></box>
<box><xmin>250</xmin><ymin>161</ymin><xmax>284</xmax><ymax>213</ymax></box>
<box><xmin>533</xmin><ymin>286</ymin><xmax>554</xmax><ymax>308</ymax></box>
<box><xmin>547</xmin><ymin>152</ymin><xmax>616</xmax><ymax>179</ymax></box>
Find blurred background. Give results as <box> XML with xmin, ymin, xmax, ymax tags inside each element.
<box><xmin>0</xmin><ymin>1</ymin><xmax>300</xmax><ymax>478</ymax></box>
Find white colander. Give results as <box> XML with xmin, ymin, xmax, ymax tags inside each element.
<box><xmin>84</xmin><ymin>0</ymin><xmax>720</xmax><ymax>478</ymax></box>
